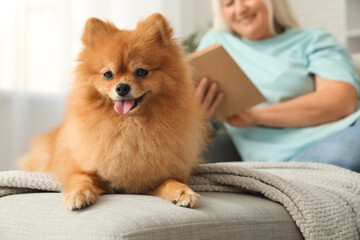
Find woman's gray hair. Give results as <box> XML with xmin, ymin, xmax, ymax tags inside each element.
<box><xmin>211</xmin><ymin>0</ymin><xmax>300</xmax><ymax>34</ymax></box>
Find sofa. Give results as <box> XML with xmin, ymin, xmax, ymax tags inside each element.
<box><xmin>0</xmin><ymin>192</ymin><xmax>303</xmax><ymax>239</ymax></box>
<box><xmin>0</xmin><ymin>55</ymin><xmax>359</xmax><ymax>240</ymax></box>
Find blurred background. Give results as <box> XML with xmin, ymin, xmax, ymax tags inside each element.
<box><xmin>1</xmin><ymin>0</ymin><xmax>360</xmax><ymax>170</ymax></box>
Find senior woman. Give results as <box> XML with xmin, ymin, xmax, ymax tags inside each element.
<box><xmin>197</xmin><ymin>0</ymin><xmax>360</xmax><ymax>172</ymax></box>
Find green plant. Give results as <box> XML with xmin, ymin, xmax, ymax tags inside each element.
<box><xmin>182</xmin><ymin>22</ymin><xmax>212</xmax><ymax>55</ymax></box>
<box><xmin>182</xmin><ymin>31</ymin><xmax>201</xmax><ymax>55</ymax></box>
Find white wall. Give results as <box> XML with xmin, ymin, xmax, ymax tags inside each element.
<box><xmin>288</xmin><ymin>0</ymin><xmax>345</xmax><ymax>45</ymax></box>
<box><xmin>162</xmin><ymin>0</ymin><xmax>213</xmax><ymax>39</ymax></box>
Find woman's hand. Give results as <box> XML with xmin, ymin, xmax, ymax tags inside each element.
<box><xmin>195</xmin><ymin>77</ymin><xmax>224</xmax><ymax>120</ymax></box>
<box><xmin>226</xmin><ymin>108</ymin><xmax>258</xmax><ymax>128</ymax></box>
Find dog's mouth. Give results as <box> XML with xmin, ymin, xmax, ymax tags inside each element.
<box><xmin>114</xmin><ymin>93</ymin><xmax>146</xmax><ymax>115</ymax></box>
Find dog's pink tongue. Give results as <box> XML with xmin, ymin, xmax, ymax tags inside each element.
<box><xmin>114</xmin><ymin>99</ymin><xmax>135</xmax><ymax>115</ymax></box>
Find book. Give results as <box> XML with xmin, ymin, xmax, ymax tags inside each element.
<box><xmin>187</xmin><ymin>43</ymin><xmax>266</xmax><ymax>122</ymax></box>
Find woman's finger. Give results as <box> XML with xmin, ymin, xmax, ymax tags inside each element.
<box><xmin>195</xmin><ymin>77</ymin><xmax>208</xmax><ymax>103</ymax></box>
<box><xmin>202</xmin><ymin>82</ymin><xmax>218</xmax><ymax>110</ymax></box>
<box><xmin>208</xmin><ymin>92</ymin><xmax>224</xmax><ymax>117</ymax></box>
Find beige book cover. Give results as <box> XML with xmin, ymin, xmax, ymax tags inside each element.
<box><xmin>187</xmin><ymin>43</ymin><xmax>266</xmax><ymax>122</ymax></box>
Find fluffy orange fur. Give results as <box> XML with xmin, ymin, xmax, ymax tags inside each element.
<box><xmin>20</xmin><ymin>13</ymin><xmax>208</xmax><ymax>210</ymax></box>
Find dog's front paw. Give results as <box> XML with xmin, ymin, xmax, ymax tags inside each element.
<box><xmin>170</xmin><ymin>188</ymin><xmax>200</xmax><ymax>208</ymax></box>
<box><xmin>64</xmin><ymin>188</ymin><xmax>98</xmax><ymax>210</ymax></box>
<box><xmin>151</xmin><ymin>179</ymin><xmax>200</xmax><ymax>208</ymax></box>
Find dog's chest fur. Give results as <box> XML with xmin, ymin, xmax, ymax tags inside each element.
<box><xmin>76</xmin><ymin>117</ymin><xmax>194</xmax><ymax>194</ymax></box>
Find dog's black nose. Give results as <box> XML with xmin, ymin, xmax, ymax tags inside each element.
<box><xmin>116</xmin><ymin>83</ymin><xmax>131</xmax><ymax>97</ymax></box>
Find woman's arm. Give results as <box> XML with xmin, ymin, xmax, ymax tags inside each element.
<box><xmin>227</xmin><ymin>75</ymin><xmax>358</xmax><ymax>128</ymax></box>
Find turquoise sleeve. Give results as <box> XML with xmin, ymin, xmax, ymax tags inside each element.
<box><xmin>305</xmin><ymin>29</ymin><xmax>360</xmax><ymax>94</ymax></box>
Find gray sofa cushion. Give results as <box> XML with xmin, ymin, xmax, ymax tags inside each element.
<box><xmin>0</xmin><ymin>192</ymin><xmax>302</xmax><ymax>240</ymax></box>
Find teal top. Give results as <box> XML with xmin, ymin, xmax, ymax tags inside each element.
<box><xmin>197</xmin><ymin>28</ymin><xmax>360</xmax><ymax>162</ymax></box>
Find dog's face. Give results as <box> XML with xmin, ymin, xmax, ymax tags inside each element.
<box><xmin>77</xmin><ymin>14</ymin><xmax>184</xmax><ymax>116</ymax></box>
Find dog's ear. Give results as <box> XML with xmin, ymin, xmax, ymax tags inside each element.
<box><xmin>137</xmin><ymin>13</ymin><xmax>174</xmax><ymax>46</ymax></box>
<box><xmin>82</xmin><ymin>18</ymin><xmax>118</xmax><ymax>46</ymax></box>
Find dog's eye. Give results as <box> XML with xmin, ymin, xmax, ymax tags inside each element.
<box><xmin>103</xmin><ymin>71</ymin><xmax>114</xmax><ymax>80</ymax></box>
<box><xmin>135</xmin><ymin>68</ymin><xmax>149</xmax><ymax>78</ymax></box>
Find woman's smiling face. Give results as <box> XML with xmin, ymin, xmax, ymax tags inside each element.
<box><xmin>221</xmin><ymin>0</ymin><xmax>273</xmax><ymax>40</ymax></box>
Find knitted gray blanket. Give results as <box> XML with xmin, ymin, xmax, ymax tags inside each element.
<box><xmin>1</xmin><ymin>162</ymin><xmax>359</xmax><ymax>240</ymax></box>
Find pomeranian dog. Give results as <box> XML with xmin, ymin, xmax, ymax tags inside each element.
<box><xmin>20</xmin><ymin>13</ymin><xmax>208</xmax><ymax>210</ymax></box>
